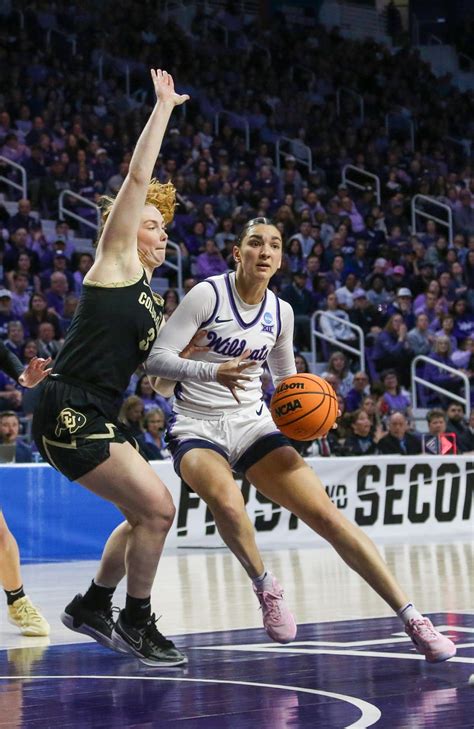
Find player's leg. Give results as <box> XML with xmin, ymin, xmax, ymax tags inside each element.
<box><xmin>180</xmin><ymin>447</ymin><xmax>296</xmax><ymax>643</ymax></box>
<box><xmin>0</xmin><ymin>511</ymin><xmax>49</xmax><ymax>636</ymax></box>
<box><xmin>62</xmin><ymin>441</ymin><xmax>185</xmax><ymax>666</ymax></box>
<box><xmin>247</xmin><ymin>446</ymin><xmax>456</xmax><ymax>662</ymax></box>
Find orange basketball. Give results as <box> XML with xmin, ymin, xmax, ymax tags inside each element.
<box><xmin>270</xmin><ymin>374</ymin><xmax>338</xmax><ymax>440</ymax></box>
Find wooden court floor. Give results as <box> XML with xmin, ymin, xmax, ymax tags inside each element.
<box><xmin>0</xmin><ymin>538</ymin><xmax>472</xmax><ymax>728</ymax></box>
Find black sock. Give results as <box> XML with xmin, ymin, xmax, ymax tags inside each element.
<box><xmin>5</xmin><ymin>586</ymin><xmax>25</xmax><ymax>606</ymax></box>
<box><xmin>82</xmin><ymin>580</ymin><xmax>116</xmax><ymax>611</ymax></box>
<box><xmin>125</xmin><ymin>594</ymin><xmax>151</xmax><ymax>625</ymax></box>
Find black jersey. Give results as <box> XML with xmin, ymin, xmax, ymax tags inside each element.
<box><xmin>52</xmin><ymin>270</ymin><xmax>164</xmax><ymax>399</ymax></box>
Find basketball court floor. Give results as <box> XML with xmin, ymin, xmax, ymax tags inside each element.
<box><xmin>0</xmin><ymin>536</ymin><xmax>472</xmax><ymax>728</ymax></box>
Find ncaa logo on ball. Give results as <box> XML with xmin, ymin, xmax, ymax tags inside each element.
<box><xmin>274</xmin><ymin>399</ymin><xmax>302</xmax><ymax>418</ymax></box>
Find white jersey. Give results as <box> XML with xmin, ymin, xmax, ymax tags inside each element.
<box><xmin>146</xmin><ymin>271</ymin><xmax>296</xmax><ymax>418</ymax></box>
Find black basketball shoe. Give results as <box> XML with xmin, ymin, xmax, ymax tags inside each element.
<box><xmin>112</xmin><ymin>610</ymin><xmax>187</xmax><ymax>667</ymax></box>
<box><xmin>61</xmin><ymin>593</ymin><xmax>118</xmax><ymax>651</ymax></box>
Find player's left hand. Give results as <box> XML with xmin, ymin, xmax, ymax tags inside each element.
<box><xmin>18</xmin><ymin>357</ymin><xmax>52</xmax><ymax>388</ymax></box>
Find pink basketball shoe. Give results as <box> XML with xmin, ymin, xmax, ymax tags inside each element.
<box><xmin>253</xmin><ymin>577</ymin><xmax>297</xmax><ymax>644</ymax></box>
<box><xmin>405</xmin><ymin>617</ymin><xmax>456</xmax><ymax>663</ymax></box>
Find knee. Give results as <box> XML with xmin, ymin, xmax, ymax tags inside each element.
<box><xmin>210</xmin><ymin>495</ymin><xmax>246</xmax><ymax>527</ymax></box>
<box><xmin>311</xmin><ymin>506</ymin><xmax>345</xmax><ymax>541</ymax></box>
<box><xmin>141</xmin><ymin>494</ymin><xmax>176</xmax><ymax>533</ymax></box>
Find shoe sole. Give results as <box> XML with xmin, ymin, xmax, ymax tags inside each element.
<box><xmin>60</xmin><ymin>611</ymin><xmax>125</xmax><ymax>652</ymax></box>
<box><xmin>112</xmin><ymin>631</ymin><xmax>188</xmax><ymax>667</ymax></box>
<box><xmin>7</xmin><ymin>617</ymin><xmax>50</xmax><ymax>637</ymax></box>
<box><xmin>425</xmin><ymin>649</ymin><xmax>457</xmax><ymax>663</ymax></box>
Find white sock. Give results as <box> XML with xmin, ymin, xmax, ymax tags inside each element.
<box><xmin>252</xmin><ymin>570</ymin><xmax>274</xmax><ymax>592</ymax></box>
<box><xmin>397</xmin><ymin>602</ymin><xmax>423</xmax><ymax>625</ymax></box>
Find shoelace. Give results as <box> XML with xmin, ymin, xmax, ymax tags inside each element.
<box><xmin>139</xmin><ymin>613</ymin><xmax>174</xmax><ymax>650</ymax></box>
<box><xmin>97</xmin><ymin>605</ymin><xmax>120</xmax><ymax>631</ymax></box>
<box><xmin>12</xmin><ymin>599</ymin><xmax>44</xmax><ymax>625</ymax></box>
<box><xmin>259</xmin><ymin>590</ymin><xmax>283</xmax><ymax>622</ymax></box>
<box><xmin>410</xmin><ymin>618</ymin><xmax>438</xmax><ymax>642</ymax></box>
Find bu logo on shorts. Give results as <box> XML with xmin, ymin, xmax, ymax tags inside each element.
<box><xmin>55</xmin><ymin>408</ymin><xmax>87</xmax><ymax>437</ymax></box>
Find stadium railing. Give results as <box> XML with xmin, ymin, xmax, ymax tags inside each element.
<box><xmin>58</xmin><ymin>190</ymin><xmax>100</xmax><ymax>232</ymax></box>
<box><xmin>411</xmin><ymin>194</ymin><xmax>453</xmax><ymax>246</ymax></box>
<box><xmin>411</xmin><ymin>355</ymin><xmax>471</xmax><ymax>418</ymax></box>
<box><xmin>275</xmin><ymin>136</ymin><xmax>314</xmax><ymax>176</ymax></box>
<box><xmin>342</xmin><ymin>164</ymin><xmax>381</xmax><ymax>205</ymax></box>
<box><xmin>0</xmin><ymin>157</ymin><xmax>27</xmax><ymax>200</ymax></box>
<box><xmin>311</xmin><ymin>311</ymin><xmax>365</xmax><ymax>373</ymax></box>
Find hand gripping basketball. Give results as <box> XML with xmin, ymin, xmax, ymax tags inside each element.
<box><xmin>217</xmin><ymin>349</ymin><xmax>254</xmax><ymax>403</ymax></box>
<box><xmin>270</xmin><ymin>374</ymin><xmax>338</xmax><ymax>440</ymax></box>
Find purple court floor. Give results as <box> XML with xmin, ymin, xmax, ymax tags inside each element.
<box><xmin>1</xmin><ymin>612</ymin><xmax>473</xmax><ymax>728</ymax></box>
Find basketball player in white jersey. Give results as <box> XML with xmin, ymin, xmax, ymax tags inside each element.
<box><xmin>146</xmin><ymin>218</ymin><xmax>456</xmax><ymax>662</ymax></box>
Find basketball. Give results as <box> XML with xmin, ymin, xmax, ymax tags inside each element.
<box><xmin>270</xmin><ymin>374</ymin><xmax>338</xmax><ymax>440</ymax></box>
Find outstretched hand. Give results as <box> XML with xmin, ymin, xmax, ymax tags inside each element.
<box><xmin>151</xmin><ymin>69</ymin><xmax>190</xmax><ymax>107</ymax></box>
<box><xmin>18</xmin><ymin>357</ymin><xmax>52</xmax><ymax>388</ymax></box>
<box><xmin>217</xmin><ymin>349</ymin><xmax>254</xmax><ymax>403</ymax></box>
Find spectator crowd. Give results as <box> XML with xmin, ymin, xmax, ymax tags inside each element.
<box><xmin>0</xmin><ymin>1</ymin><xmax>473</xmax><ymax>460</ymax></box>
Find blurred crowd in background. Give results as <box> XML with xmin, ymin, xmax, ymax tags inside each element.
<box><xmin>0</xmin><ymin>1</ymin><xmax>473</xmax><ymax>461</ymax></box>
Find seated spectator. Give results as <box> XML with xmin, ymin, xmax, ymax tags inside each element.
<box><xmin>280</xmin><ymin>272</ymin><xmax>313</xmax><ymax>351</ymax></box>
<box><xmin>118</xmin><ymin>395</ymin><xmax>146</xmax><ymax>439</ymax></box>
<box><xmin>377</xmin><ymin>369</ymin><xmax>412</xmax><ymax>418</ymax></box>
<box><xmin>349</xmin><ymin>288</ymin><xmax>384</xmax><ymax>346</ymax></box>
<box><xmin>319</xmin><ymin>292</ymin><xmax>356</xmax><ymax>347</ymax></box>
<box><xmin>407</xmin><ymin>313</ymin><xmax>434</xmax><ymax>356</ymax></box>
<box><xmin>135</xmin><ymin>374</ymin><xmax>173</xmax><ymax>419</ymax></box>
<box><xmin>342</xmin><ymin>409</ymin><xmax>379</xmax><ymax>456</ymax></box>
<box><xmin>10</xmin><ymin>272</ymin><xmax>31</xmax><ymax>318</ymax></box>
<box><xmin>345</xmin><ymin>371</ymin><xmax>370</xmax><ymax>412</ymax></box>
<box><xmin>22</xmin><ymin>292</ymin><xmax>62</xmax><ymax>340</ymax></box>
<box><xmin>423</xmin><ymin>336</ymin><xmax>463</xmax><ymax>405</ymax></box>
<box><xmin>137</xmin><ymin>407</ymin><xmax>167</xmax><ymax>461</ymax></box>
<box><xmin>45</xmin><ymin>271</ymin><xmax>69</xmax><ymax>317</ymax></box>
<box><xmin>72</xmin><ymin>252</ymin><xmax>94</xmax><ymax>297</ymax></box>
<box><xmin>435</xmin><ymin>312</ymin><xmax>458</xmax><ymax>351</ymax></box>
<box><xmin>426</xmin><ymin>408</ymin><xmax>453</xmax><ymax>440</ymax></box>
<box><xmin>322</xmin><ymin>351</ymin><xmax>354</xmax><ymax>398</ymax></box>
<box><xmin>284</xmin><ymin>238</ymin><xmax>305</xmax><ymax>274</ymax></box>
<box><xmin>360</xmin><ymin>394</ymin><xmax>385</xmax><ymax>437</ymax></box>
<box><xmin>5</xmin><ymin>251</ymin><xmax>41</xmax><ymax>295</ymax></box>
<box><xmin>162</xmin><ymin>289</ymin><xmax>181</xmax><ymax>319</ymax></box>
<box><xmin>8</xmin><ymin>199</ymin><xmax>37</xmax><ymax>234</ymax></box>
<box><xmin>445</xmin><ymin>402</ymin><xmax>474</xmax><ymax>453</ymax></box>
<box><xmin>194</xmin><ymin>239</ymin><xmax>228</xmax><ymax>281</ymax></box>
<box><xmin>59</xmin><ymin>295</ymin><xmax>79</xmax><ymax>334</ymax></box>
<box><xmin>336</xmin><ymin>272</ymin><xmax>359</xmax><ymax>310</ymax></box>
<box><xmin>4</xmin><ymin>321</ymin><xmax>25</xmax><ymax>360</ymax></box>
<box><xmin>0</xmin><ymin>288</ymin><xmax>16</xmax><ymax>339</ymax></box>
<box><xmin>377</xmin><ymin>411</ymin><xmax>421</xmax><ymax>455</ymax></box>
<box><xmin>295</xmin><ymin>352</ymin><xmax>311</xmax><ymax>374</ymax></box>
<box><xmin>387</xmin><ymin>287</ymin><xmax>415</xmax><ymax>329</ymax></box>
<box><xmin>366</xmin><ymin>273</ymin><xmax>392</xmax><ymax>311</ymax></box>
<box><xmin>35</xmin><ymin>321</ymin><xmax>62</xmax><ymax>360</ymax></box>
<box><xmin>0</xmin><ymin>411</ymin><xmax>32</xmax><ymax>463</ymax></box>
<box><xmin>372</xmin><ymin>314</ymin><xmax>413</xmax><ymax>386</ymax></box>
<box><xmin>452</xmin><ymin>298</ymin><xmax>474</xmax><ymax>342</ymax></box>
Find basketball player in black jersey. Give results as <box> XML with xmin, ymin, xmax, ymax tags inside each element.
<box><xmin>32</xmin><ymin>70</ymin><xmax>250</xmax><ymax>667</ymax></box>
<box><xmin>0</xmin><ymin>340</ymin><xmax>51</xmax><ymax>636</ymax></box>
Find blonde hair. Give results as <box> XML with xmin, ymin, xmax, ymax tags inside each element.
<box><xmin>96</xmin><ymin>179</ymin><xmax>176</xmax><ymax>246</ymax></box>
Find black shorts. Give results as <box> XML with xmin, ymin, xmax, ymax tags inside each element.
<box><xmin>32</xmin><ymin>376</ymin><xmax>139</xmax><ymax>482</ymax></box>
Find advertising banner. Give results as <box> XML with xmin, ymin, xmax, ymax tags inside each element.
<box><xmin>0</xmin><ymin>456</ymin><xmax>472</xmax><ymax>561</ymax></box>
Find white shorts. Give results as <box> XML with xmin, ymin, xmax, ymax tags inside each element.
<box><xmin>166</xmin><ymin>403</ymin><xmax>290</xmax><ymax>476</ymax></box>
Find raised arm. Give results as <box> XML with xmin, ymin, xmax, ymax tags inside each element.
<box><xmin>97</xmin><ymin>70</ymin><xmax>189</xmax><ymax>263</ymax></box>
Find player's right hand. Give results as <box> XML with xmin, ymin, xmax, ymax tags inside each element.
<box><xmin>217</xmin><ymin>349</ymin><xmax>254</xmax><ymax>403</ymax></box>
